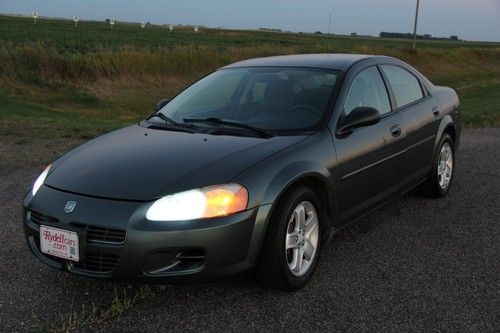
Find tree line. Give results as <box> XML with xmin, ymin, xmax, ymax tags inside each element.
<box><xmin>380</xmin><ymin>32</ymin><xmax>459</xmax><ymax>41</ymax></box>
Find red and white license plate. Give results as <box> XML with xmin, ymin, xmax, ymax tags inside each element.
<box><xmin>39</xmin><ymin>225</ymin><xmax>80</xmax><ymax>262</ymax></box>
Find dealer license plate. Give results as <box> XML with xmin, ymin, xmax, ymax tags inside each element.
<box><xmin>39</xmin><ymin>225</ymin><xmax>80</xmax><ymax>262</ymax></box>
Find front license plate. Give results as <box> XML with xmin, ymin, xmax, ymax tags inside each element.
<box><xmin>39</xmin><ymin>225</ymin><xmax>80</xmax><ymax>262</ymax></box>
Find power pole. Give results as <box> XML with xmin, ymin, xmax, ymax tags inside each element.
<box><xmin>331</xmin><ymin>10</ymin><xmax>334</xmax><ymax>35</ymax></box>
<box><xmin>328</xmin><ymin>12</ymin><xmax>332</xmax><ymax>34</ymax></box>
<box><xmin>412</xmin><ymin>0</ymin><xmax>420</xmax><ymax>50</ymax></box>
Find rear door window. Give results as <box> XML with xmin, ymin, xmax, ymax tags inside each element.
<box><xmin>381</xmin><ymin>65</ymin><xmax>424</xmax><ymax>108</ymax></box>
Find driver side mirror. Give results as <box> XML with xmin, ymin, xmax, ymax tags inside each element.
<box><xmin>337</xmin><ymin>106</ymin><xmax>380</xmax><ymax>135</ymax></box>
<box><xmin>155</xmin><ymin>98</ymin><xmax>170</xmax><ymax>112</ymax></box>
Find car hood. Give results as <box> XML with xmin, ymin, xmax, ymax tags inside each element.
<box><xmin>45</xmin><ymin>124</ymin><xmax>307</xmax><ymax>201</ymax></box>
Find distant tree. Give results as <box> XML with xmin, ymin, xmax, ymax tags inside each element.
<box><xmin>381</xmin><ymin>32</ymin><xmax>409</xmax><ymax>38</ymax></box>
<box><xmin>351</xmin><ymin>32</ymin><xmax>357</xmax><ymax>37</ymax></box>
<box><xmin>380</xmin><ymin>31</ymin><xmax>455</xmax><ymax>41</ymax></box>
<box><xmin>314</xmin><ymin>31</ymin><xmax>323</xmax><ymax>35</ymax></box>
<box><xmin>259</xmin><ymin>27</ymin><xmax>282</xmax><ymax>32</ymax></box>
<box><xmin>105</xmin><ymin>18</ymin><xmax>110</xmax><ymax>23</ymax></box>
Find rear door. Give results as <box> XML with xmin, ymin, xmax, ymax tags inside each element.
<box><xmin>380</xmin><ymin>64</ymin><xmax>439</xmax><ymax>183</ymax></box>
<box><xmin>332</xmin><ymin>65</ymin><xmax>406</xmax><ymax>224</ymax></box>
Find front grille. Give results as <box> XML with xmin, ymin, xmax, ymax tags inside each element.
<box><xmin>30</xmin><ymin>210</ymin><xmax>59</xmax><ymax>225</ymax></box>
<box><xmin>71</xmin><ymin>253</ymin><xmax>120</xmax><ymax>273</ymax></box>
<box><xmin>71</xmin><ymin>223</ymin><xmax>126</xmax><ymax>244</ymax></box>
<box><xmin>28</xmin><ymin>209</ymin><xmax>125</xmax><ymax>275</ymax></box>
<box><xmin>32</xmin><ymin>232</ymin><xmax>41</xmax><ymax>249</ymax></box>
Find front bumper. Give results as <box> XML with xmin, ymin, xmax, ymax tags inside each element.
<box><xmin>23</xmin><ymin>185</ymin><xmax>269</xmax><ymax>281</ymax></box>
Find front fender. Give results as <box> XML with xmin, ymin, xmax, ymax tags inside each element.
<box><xmin>260</xmin><ymin>161</ymin><xmax>332</xmax><ymax>206</ymax></box>
<box><xmin>233</xmin><ymin>131</ymin><xmax>337</xmax><ymax>264</ymax></box>
<box><xmin>234</xmin><ymin>131</ymin><xmax>335</xmax><ymax>210</ymax></box>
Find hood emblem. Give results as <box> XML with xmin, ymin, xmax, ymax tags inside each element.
<box><xmin>64</xmin><ymin>201</ymin><xmax>77</xmax><ymax>213</ymax></box>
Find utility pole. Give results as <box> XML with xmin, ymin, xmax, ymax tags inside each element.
<box><xmin>328</xmin><ymin>12</ymin><xmax>332</xmax><ymax>34</ymax></box>
<box><xmin>412</xmin><ymin>0</ymin><xmax>420</xmax><ymax>50</ymax></box>
<box><xmin>332</xmin><ymin>10</ymin><xmax>334</xmax><ymax>35</ymax></box>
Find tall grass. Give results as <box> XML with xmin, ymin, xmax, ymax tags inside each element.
<box><xmin>1</xmin><ymin>14</ymin><xmax>499</xmax><ymax>84</ymax></box>
<box><xmin>1</xmin><ymin>42</ymin><xmax>499</xmax><ymax>84</ymax></box>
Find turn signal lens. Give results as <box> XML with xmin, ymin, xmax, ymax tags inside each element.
<box><xmin>146</xmin><ymin>184</ymin><xmax>248</xmax><ymax>221</ymax></box>
<box><xmin>202</xmin><ymin>185</ymin><xmax>248</xmax><ymax>218</ymax></box>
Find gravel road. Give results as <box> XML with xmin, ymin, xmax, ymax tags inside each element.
<box><xmin>0</xmin><ymin>129</ymin><xmax>498</xmax><ymax>332</ymax></box>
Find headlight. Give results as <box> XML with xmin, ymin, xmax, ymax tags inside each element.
<box><xmin>146</xmin><ymin>184</ymin><xmax>248</xmax><ymax>221</ymax></box>
<box><xmin>32</xmin><ymin>164</ymin><xmax>51</xmax><ymax>196</ymax></box>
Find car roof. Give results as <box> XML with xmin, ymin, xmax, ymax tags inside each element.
<box><xmin>221</xmin><ymin>53</ymin><xmax>380</xmax><ymax>71</ymax></box>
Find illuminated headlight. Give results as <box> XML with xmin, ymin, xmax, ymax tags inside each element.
<box><xmin>146</xmin><ymin>184</ymin><xmax>248</xmax><ymax>221</ymax></box>
<box><xmin>32</xmin><ymin>164</ymin><xmax>51</xmax><ymax>196</ymax></box>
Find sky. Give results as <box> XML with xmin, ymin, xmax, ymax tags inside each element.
<box><xmin>1</xmin><ymin>0</ymin><xmax>499</xmax><ymax>42</ymax></box>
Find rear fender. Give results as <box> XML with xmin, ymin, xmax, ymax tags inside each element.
<box><xmin>433</xmin><ymin>115</ymin><xmax>456</xmax><ymax>159</ymax></box>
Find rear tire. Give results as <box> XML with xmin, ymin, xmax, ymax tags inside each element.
<box><xmin>420</xmin><ymin>133</ymin><xmax>455</xmax><ymax>198</ymax></box>
<box><xmin>256</xmin><ymin>186</ymin><xmax>325</xmax><ymax>291</ymax></box>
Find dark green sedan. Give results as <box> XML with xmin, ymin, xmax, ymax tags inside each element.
<box><xmin>24</xmin><ymin>54</ymin><xmax>461</xmax><ymax>290</ymax></box>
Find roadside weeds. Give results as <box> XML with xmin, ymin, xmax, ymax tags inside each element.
<box><xmin>52</xmin><ymin>285</ymin><xmax>154</xmax><ymax>333</ymax></box>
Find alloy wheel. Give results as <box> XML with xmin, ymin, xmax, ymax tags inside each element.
<box><xmin>437</xmin><ymin>142</ymin><xmax>453</xmax><ymax>190</ymax></box>
<box><xmin>285</xmin><ymin>201</ymin><xmax>319</xmax><ymax>277</ymax></box>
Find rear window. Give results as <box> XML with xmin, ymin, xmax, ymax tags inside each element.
<box><xmin>381</xmin><ymin>65</ymin><xmax>424</xmax><ymax>108</ymax></box>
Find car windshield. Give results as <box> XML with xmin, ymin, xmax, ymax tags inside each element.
<box><xmin>158</xmin><ymin>67</ymin><xmax>340</xmax><ymax>132</ymax></box>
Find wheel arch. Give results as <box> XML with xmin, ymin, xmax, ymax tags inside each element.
<box><xmin>443</xmin><ymin>124</ymin><xmax>457</xmax><ymax>145</ymax></box>
<box><xmin>433</xmin><ymin>115</ymin><xmax>457</xmax><ymax>158</ymax></box>
<box><xmin>271</xmin><ymin>173</ymin><xmax>335</xmax><ymax>223</ymax></box>
<box><xmin>247</xmin><ymin>163</ymin><xmax>336</xmax><ymax>264</ymax></box>
<box><xmin>258</xmin><ymin>158</ymin><xmax>335</xmax><ymax>224</ymax></box>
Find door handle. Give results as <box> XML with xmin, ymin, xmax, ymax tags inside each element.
<box><xmin>432</xmin><ymin>106</ymin><xmax>440</xmax><ymax>116</ymax></box>
<box><xmin>390</xmin><ymin>125</ymin><xmax>401</xmax><ymax>137</ymax></box>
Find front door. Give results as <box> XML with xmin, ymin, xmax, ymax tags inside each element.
<box><xmin>332</xmin><ymin>65</ymin><xmax>406</xmax><ymax>224</ymax></box>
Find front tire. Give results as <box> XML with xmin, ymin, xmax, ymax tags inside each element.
<box><xmin>256</xmin><ymin>186</ymin><xmax>325</xmax><ymax>290</ymax></box>
<box><xmin>421</xmin><ymin>133</ymin><xmax>455</xmax><ymax>197</ymax></box>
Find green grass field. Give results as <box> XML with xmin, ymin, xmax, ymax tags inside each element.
<box><xmin>1</xmin><ymin>14</ymin><xmax>499</xmax><ymax>142</ymax></box>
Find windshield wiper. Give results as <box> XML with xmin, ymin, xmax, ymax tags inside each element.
<box><xmin>183</xmin><ymin>117</ymin><xmax>273</xmax><ymax>138</ymax></box>
<box><xmin>147</xmin><ymin>113</ymin><xmax>202</xmax><ymax>133</ymax></box>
